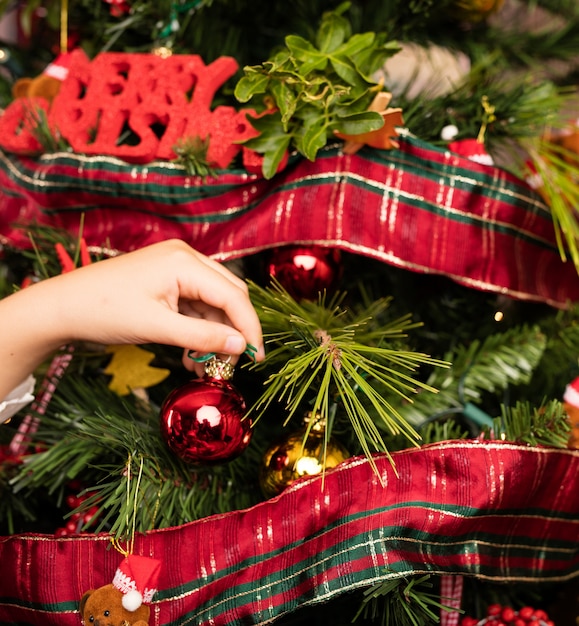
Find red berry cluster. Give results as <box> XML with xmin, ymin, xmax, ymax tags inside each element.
<box><xmin>461</xmin><ymin>604</ymin><xmax>553</xmax><ymax>626</ymax></box>
<box><xmin>54</xmin><ymin>486</ymin><xmax>100</xmax><ymax>537</ymax></box>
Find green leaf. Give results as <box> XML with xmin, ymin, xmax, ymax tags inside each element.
<box><xmin>285</xmin><ymin>35</ymin><xmax>330</xmax><ymax>75</ymax></box>
<box><xmin>300</xmin><ymin>55</ymin><xmax>330</xmax><ymax>77</ymax></box>
<box><xmin>261</xmin><ymin>134</ymin><xmax>292</xmax><ymax>180</ymax></box>
<box><xmin>285</xmin><ymin>35</ymin><xmax>320</xmax><ymax>62</ymax></box>
<box><xmin>333</xmin><ymin>110</ymin><xmax>385</xmax><ymax>135</ymax></box>
<box><xmin>233</xmin><ymin>6</ymin><xmax>397</xmax><ymax>166</ymax></box>
<box><xmin>315</xmin><ymin>11</ymin><xmax>349</xmax><ymax>53</ymax></box>
<box><xmin>243</xmin><ymin>112</ymin><xmax>287</xmax><ymax>150</ymax></box>
<box><xmin>335</xmin><ymin>31</ymin><xmax>376</xmax><ymax>59</ymax></box>
<box><xmin>243</xmin><ymin>113</ymin><xmax>292</xmax><ymax>178</ymax></box>
<box><xmin>234</xmin><ymin>72</ymin><xmax>270</xmax><ymax>103</ymax></box>
<box><xmin>353</xmin><ymin>41</ymin><xmax>401</xmax><ymax>81</ymax></box>
<box><xmin>296</xmin><ymin>118</ymin><xmax>330</xmax><ymax>161</ymax></box>
<box><xmin>272</xmin><ymin>81</ymin><xmax>298</xmax><ymax>125</ymax></box>
<box><xmin>265</xmin><ymin>49</ymin><xmax>293</xmax><ymax>73</ymax></box>
<box><xmin>329</xmin><ymin>55</ymin><xmax>365</xmax><ymax>88</ymax></box>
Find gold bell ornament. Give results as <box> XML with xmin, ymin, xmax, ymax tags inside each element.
<box><xmin>259</xmin><ymin>411</ymin><xmax>350</xmax><ymax>499</ymax></box>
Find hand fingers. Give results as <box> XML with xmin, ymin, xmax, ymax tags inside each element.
<box><xmin>174</xmin><ymin>263</ymin><xmax>264</xmax><ymax>360</ymax></box>
<box><xmin>131</xmin><ymin>240</ymin><xmax>263</xmax><ymax>357</ymax></box>
<box><xmin>190</xmin><ymin>250</ymin><xmax>249</xmax><ymax>293</ymax></box>
<box><xmin>135</xmin><ymin>304</ymin><xmax>252</xmax><ymax>359</ymax></box>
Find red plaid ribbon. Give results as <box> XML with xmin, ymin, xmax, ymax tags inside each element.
<box><xmin>0</xmin><ymin>441</ymin><xmax>577</xmax><ymax>625</ymax></box>
<box><xmin>0</xmin><ymin>136</ymin><xmax>577</xmax><ymax>307</ymax></box>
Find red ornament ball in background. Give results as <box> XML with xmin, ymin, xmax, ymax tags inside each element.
<box><xmin>267</xmin><ymin>245</ymin><xmax>342</xmax><ymax>300</ymax></box>
<box><xmin>160</xmin><ymin>363</ymin><xmax>252</xmax><ymax>464</ymax></box>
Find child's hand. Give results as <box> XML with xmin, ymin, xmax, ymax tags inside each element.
<box><xmin>0</xmin><ymin>240</ymin><xmax>264</xmax><ymax>399</ymax></box>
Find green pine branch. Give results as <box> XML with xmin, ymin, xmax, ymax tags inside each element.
<box><xmin>489</xmin><ymin>398</ymin><xmax>571</xmax><ymax>447</ymax></box>
<box><xmin>390</xmin><ymin>325</ymin><xmax>547</xmax><ymax>429</ymax></box>
<box><xmin>354</xmin><ymin>575</ymin><xmax>454</xmax><ymax>626</ymax></box>
<box><xmin>403</xmin><ymin>63</ymin><xmax>566</xmax><ymax>149</ymax></box>
<box><xmin>248</xmin><ymin>279</ymin><xmax>449</xmax><ymax>469</ymax></box>
<box><xmin>523</xmin><ymin>139</ymin><xmax>579</xmax><ymax>271</ymax></box>
<box><xmin>483</xmin><ymin>14</ymin><xmax>579</xmax><ymax>66</ymax></box>
<box><xmin>532</xmin><ymin>0</ymin><xmax>579</xmax><ymax>20</ymax></box>
<box><xmin>10</xmin><ymin>374</ymin><xmax>264</xmax><ymax>541</ymax></box>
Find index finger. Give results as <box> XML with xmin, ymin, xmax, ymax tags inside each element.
<box><xmin>176</xmin><ymin>259</ymin><xmax>264</xmax><ymax>361</ymax></box>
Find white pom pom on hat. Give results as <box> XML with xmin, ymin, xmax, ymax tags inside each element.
<box><xmin>112</xmin><ymin>554</ymin><xmax>161</xmax><ymax>612</ymax></box>
<box><xmin>441</xmin><ymin>125</ymin><xmax>459</xmax><ymax>142</ymax></box>
<box><xmin>122</xmin><ymin>589</ymin><xmax>144</xmax><ymax>612</ymax></box>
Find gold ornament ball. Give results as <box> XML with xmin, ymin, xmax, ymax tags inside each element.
<box><xmin>453</xmin><ymin>0</ymin><xmax>504</xmax><ymax>22</ymax></box>
<box><xmin>259</xmin><ymin>425</ymin><xmax>350</xmax><ymax>499</ymax></box>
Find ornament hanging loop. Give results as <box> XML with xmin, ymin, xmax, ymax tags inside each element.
<box><xmin>60</xmin><ymin>0</ymin><xmax>69</xmax><ymax>53</ymax></box>
<box><xmin>477</xmin><ymin>95</ymin><xmax>496</xmax><ymax>143</ymax></box>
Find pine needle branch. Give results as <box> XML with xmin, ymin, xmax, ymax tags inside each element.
<box><xmin>26</xmin><ymin>105</ymin><xmax>70</xmax><ymax>154</ymax></box>
<box><xmin>489</xmin><ymin>399</ymin><xmax>571</xmax><ymax>447</ymax></box>
<box><xmin>523</xmin><ymin>138</ymin><xmax>579</xmax><ymax>271</ymax></box>
<box><xmin>390</xmin><ymin>325</ymin><xmax>547</xmax><ymax>429</ymax></box>
<box><xmin>354</xmin><ymin>575</ymin><xmax>455</xmax><ymax>626</ymax></box>
<box><xmin>10</xmin><ymin>375</ymin><xmax>262</xmax><ymax>541</ymax></box>
<box><xmin>248</xmin><ymin>279</ymin><xmax>449</xmax><ymax>468</ymax></box>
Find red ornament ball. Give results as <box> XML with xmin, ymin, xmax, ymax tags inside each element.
<box><xmin>267</xmin><ymin>245</ymin><xmax>342</xmax><ymax>300</ymax></box>
<box><xmin>160</xmin><ymin>376</ymin><xmax>252</xmax><ymax>464</ymax></box>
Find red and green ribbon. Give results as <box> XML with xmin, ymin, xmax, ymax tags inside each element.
<box><xmin>0</xmin><ymin>136</ymin><xmax>577</xmax><ymax>307</ymax></box>
<box><xmin>0</xmin><ymin>441</ymin><xmax>577</xmax><ymax>625</ymax></box>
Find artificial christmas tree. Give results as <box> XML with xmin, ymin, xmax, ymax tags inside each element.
<box><xmin>0</xmin><ymin>1</ymin><xmax>578</xmax><ymax>625</ymax></box>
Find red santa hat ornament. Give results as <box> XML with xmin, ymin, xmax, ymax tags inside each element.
<box><xmin>112</xmin><ymin>554</ymin><xmax>162</xmax><ymax>612</ymax></box>
<box><xmin>563</xmin><ymin>376</ymin><xmax>579</xmax><ymax>409</ymax></box>
<box><xmin>448</xmin><ymin>138</ymin><xmax>494</xmax><ymax>166</ymax></box>
<box><xmin>43</xmin><ymin>52</ymin><xmax>74</xmax><ymax>81</ymax></box>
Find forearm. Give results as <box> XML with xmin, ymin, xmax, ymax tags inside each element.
<box><xmin>0</xmin><ymin>280</ymin><xmax>68</xmax><ymax>401</ymax></box>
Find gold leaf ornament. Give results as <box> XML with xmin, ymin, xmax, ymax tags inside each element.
<box><xmin>104</xmin><ymin>345</ymin><xmax>170</xmax><ymax>396</ymax></box>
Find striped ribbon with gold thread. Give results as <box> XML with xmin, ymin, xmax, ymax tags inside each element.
<box><xmin>0</xmin><ymin>135</ymin><xmax>577</xmax><ymax>307</ymax></box>
<box><xmin>0</xmin><ymin>441</ymin><xmax>577</xmax><ymax>625</ymax></box>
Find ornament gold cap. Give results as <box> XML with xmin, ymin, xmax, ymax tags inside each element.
<box><xmin>303</xmin><ymin>411</ymin><xmax>326</xmax><ymax>432</ymax></box>
<box><xmin>204</xmin><ymin>356</ymin><xmax>234</xmax><ymax>380</ymax></box>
